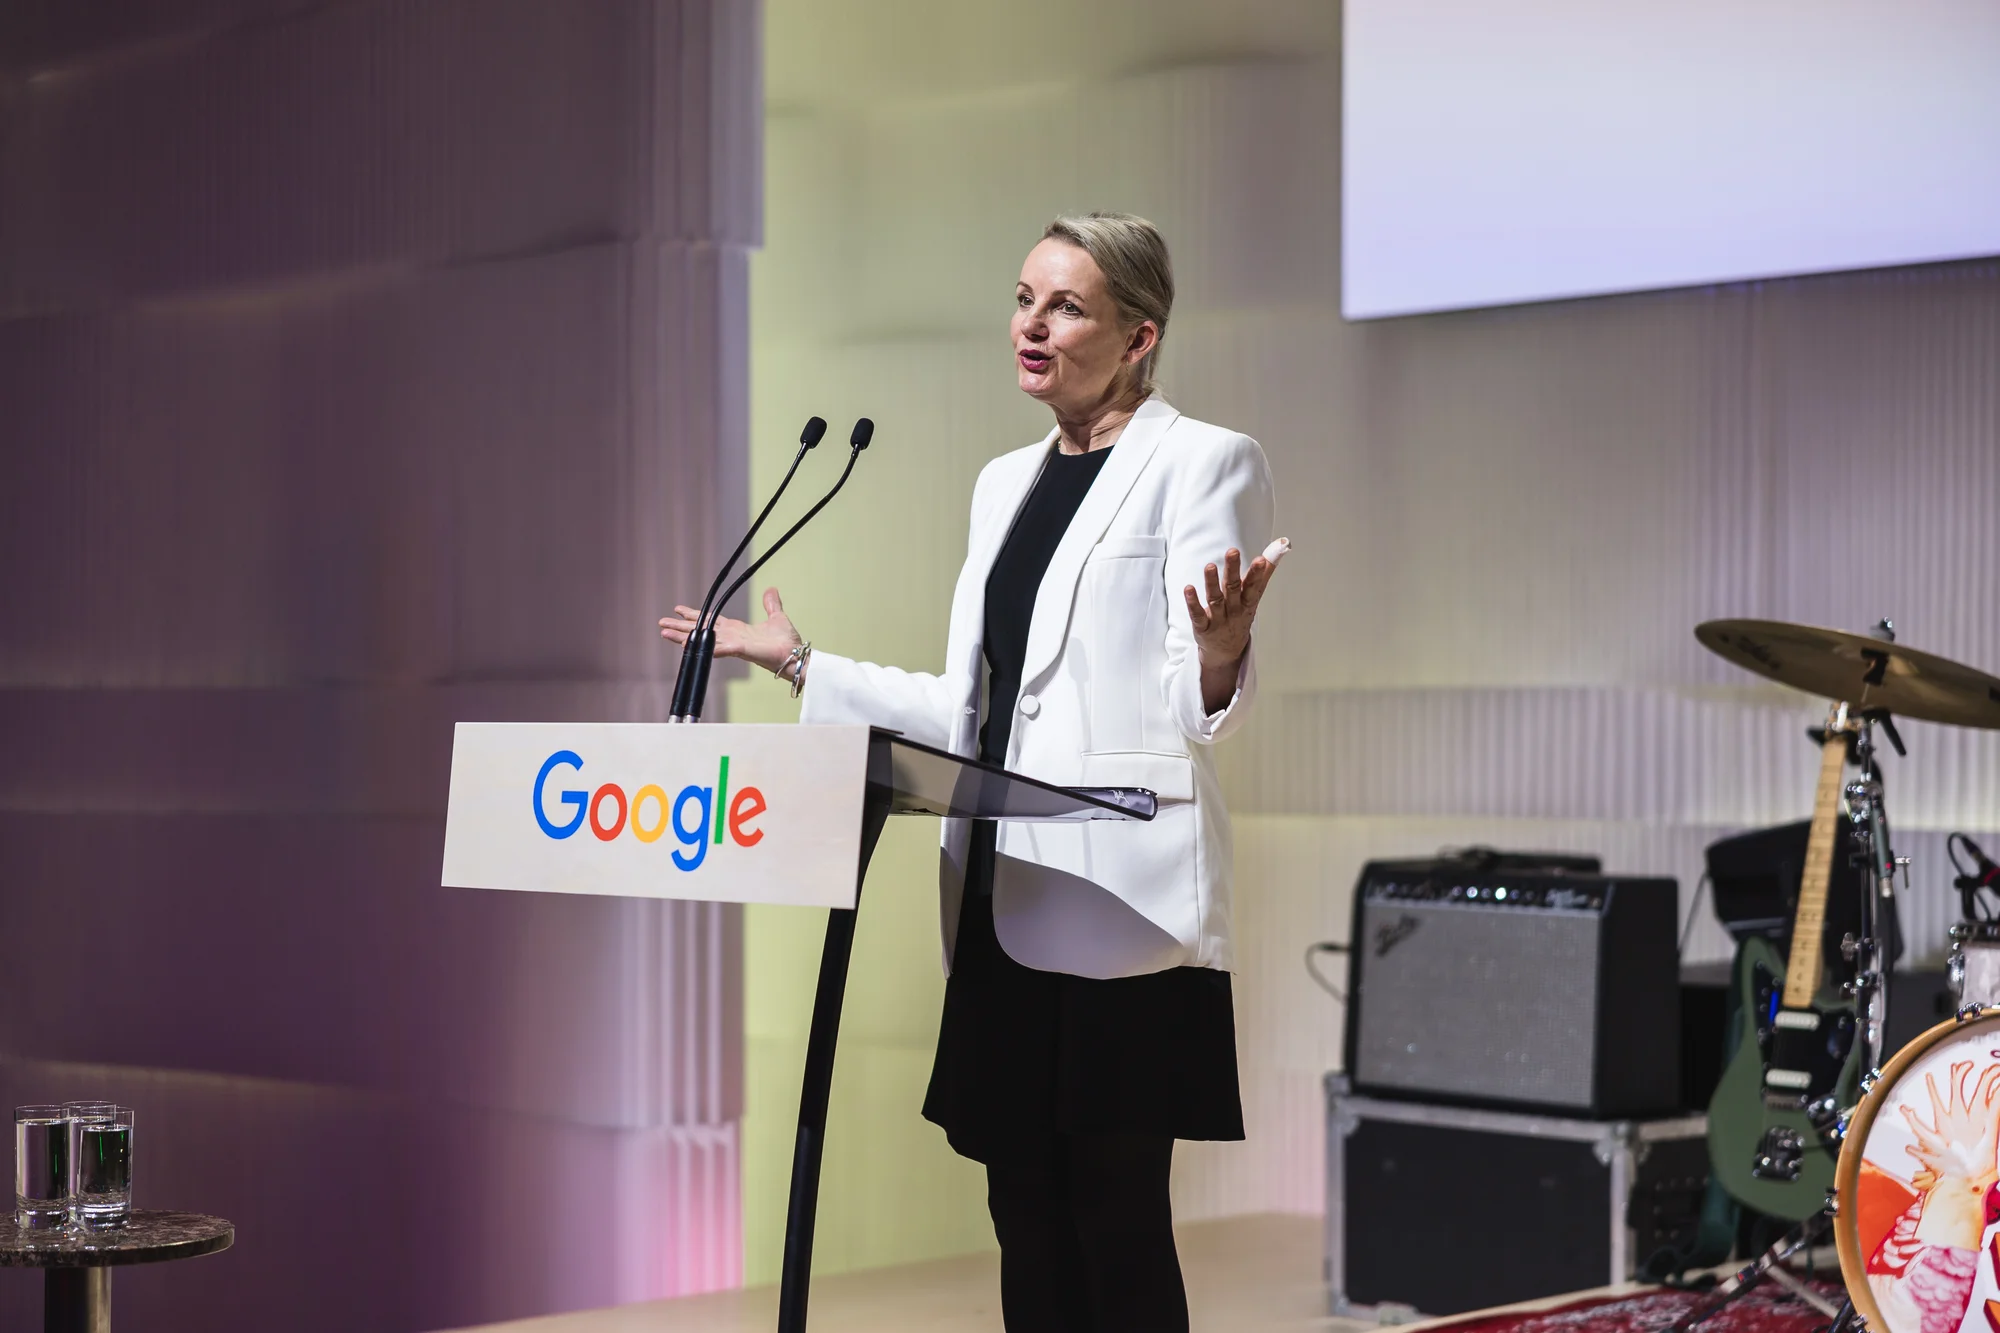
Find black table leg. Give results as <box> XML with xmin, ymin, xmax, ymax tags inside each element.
<box><xmin>45</xmin><ymin>1268</ymin><xmax>110</xmax><ymax>1333</ymax></box>
<box><xmin>776</xmin><ymin>788</ymin><xmax>892</xmax><ymax>1333</ymax></box>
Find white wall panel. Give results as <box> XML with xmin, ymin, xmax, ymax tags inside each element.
<box><xmin>1217</xmin><ymin>686</ymin><xmax>2000</xmax><ymax>832</ymax></box>
<box><xmin>0</xmin><ymin>0</ymin><xmax>759</xmax><ymax>317</ymax></box>
<box><xmin>0</xmin><ymin>0</ymin><xmax>760</xmax><ymax>1324</ymax></box>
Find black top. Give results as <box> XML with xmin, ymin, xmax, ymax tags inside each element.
<box><xmin>922</xmin><ymin>444</ymin><xmax>1244</xmax><ymax>1165</ymax></box>
<box><xmin>977</xmin><ymin>444</ymin><xmax>1112</xmax><ymax>766</ymax></box>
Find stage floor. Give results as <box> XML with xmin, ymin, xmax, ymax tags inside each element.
<box><xmin>443</xmin><ymin>1213</ymin><xmax>1361</xmax><ymax>1333</ymax></box>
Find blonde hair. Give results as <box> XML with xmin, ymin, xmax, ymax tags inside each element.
<box><xmin>1042</xmin><ymin>212</ymin><xmax>1175</xmax><ymax>397</ymax></box>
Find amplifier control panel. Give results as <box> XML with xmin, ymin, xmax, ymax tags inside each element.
<box><xmin>1363</xmin><ymin>876</ymin><xmax>1608</xmax><ymax>913</ymax></box>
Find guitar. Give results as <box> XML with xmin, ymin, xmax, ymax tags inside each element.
<box><xmin>1707</xmin><ymin>703</ymin><xmax>1863</xmax><ymax>1220</ymax></box>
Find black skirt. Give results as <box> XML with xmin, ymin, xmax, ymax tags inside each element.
<box><xmin>921</xmin><ymin>822</ymin><xmax>1246</xmax><ymax>1165</ymax></box>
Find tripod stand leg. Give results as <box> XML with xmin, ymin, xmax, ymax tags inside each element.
<box><xmin>775</xmin><ymin>790</ymin><xmax>891</xmax><ymax>1333</ymax></box>
<box><xmin>1762</xmin><ymin>1261</ymin><xmax>1839</xmax><ymax>1317</ymax></box>
<box><xmin>1664</xmin><ymin>1211</ymin><xmax>1830</xmax><ymax>1333</ymax></box>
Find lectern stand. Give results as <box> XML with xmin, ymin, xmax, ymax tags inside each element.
<box><xmin>776</xmin><ymin>728</ymin><xmax>1156</xmax><ymax>1333</ymax></box>
<box><xmin>439</xmin><ymin>722</ymin><xmax>1155</xmax><ymax>1333</ymax></box>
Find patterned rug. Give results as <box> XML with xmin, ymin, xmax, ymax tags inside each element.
<box><xmin>1414</xmin><ymin>1281</ymin><xmax>1846</xmax><ymax>1333</ymax></box>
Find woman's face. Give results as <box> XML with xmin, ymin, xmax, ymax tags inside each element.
<box><xmin>1012</xmin><ymin>238</ymin><xmax>1156</xmax><ymax>413</ymax></box>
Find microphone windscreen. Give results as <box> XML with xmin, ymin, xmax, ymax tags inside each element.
<box><xmin>801</xmin><ymin>416</ymin><xmax>828</xmax><ymax>447</ymax></box>
<box><xmin>850</xmin><ymin>417</ymin><xmax>875</xmax><ymax>450</ymax></box>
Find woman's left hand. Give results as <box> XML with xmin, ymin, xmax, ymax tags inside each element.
<box><xmin>1185</xmin><ymin>546</ymin><xmax>1279</xmax><ymax>714</ymax></box>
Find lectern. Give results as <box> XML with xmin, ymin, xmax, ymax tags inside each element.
<box><xmin>441</xmin><ymin>722</ymin><xmax>1156</xmax><ymax>1331</ymax></box>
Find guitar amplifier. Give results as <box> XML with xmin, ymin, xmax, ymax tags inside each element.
<box><xmin>1345</xmin><ymin>856</ymin><xmax>1681</xmax><ymax>1117</ymax></box>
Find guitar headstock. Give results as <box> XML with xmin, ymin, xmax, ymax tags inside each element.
<box><xmin>1808</xmin><ymin>701</ymin><xmax>1858</xmax><ymax>756</ymax></box>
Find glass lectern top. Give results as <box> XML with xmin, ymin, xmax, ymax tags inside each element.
<box><xmin>868</xmin><ymin>730</ymin><xmax>1156</xmax><ymax>822</ymax></box>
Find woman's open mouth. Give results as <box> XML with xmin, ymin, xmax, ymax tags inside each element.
<box><xmin>1018</xmin><ymin>349</ymin><xmax>1052</xmax><ymax>373</ymax></box>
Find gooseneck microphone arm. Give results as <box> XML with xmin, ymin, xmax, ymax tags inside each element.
<box><xmin>673</xmin><ymin>417</ymin><xmax>874</xmax><ymax>722</ymax></box>
<box><xmin>712</xmin><ymin>417</ymin><xmax>874</xmax><ymax>619</ymax></box>
<box><xmin>670</xmin><ymin>416</ymin><xmax>827</xmax><ymax>722</ymax></box>
<box><xmin>699</xmin><ymin>416</ymin><xmax>827</xmax><ymax>632</ymax></box>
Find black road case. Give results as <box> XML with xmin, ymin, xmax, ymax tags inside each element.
<box><xmin>1325</xmin><ymin>1075</ymin><xmax>1709</xmax><ymax>1316</ymax></box>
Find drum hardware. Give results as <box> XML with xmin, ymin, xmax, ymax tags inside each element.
<box><xmin>1684</xmin><ymin>615</ymin><xmax>2000</xmax><ymax>1328</ymax></box>
<box><xmin>1945</xmin><ymin>919</ymin><xmax>2000</xmax><ymax>1009</ymax></box>
<box><xmin>1759</xmin><ymin>1261</ymin><xmax>1842</xmax><ymax>1318</ymax></box>
<box><xmin>1662</xmin><ymin>1211</ymin><xmax>1834</xmax><ymax>1333</ymax></box>
<box><xmin>1837</xmin><ymin>710</ymin><xmax>1898</xmax><ymax>1073</ymax></box>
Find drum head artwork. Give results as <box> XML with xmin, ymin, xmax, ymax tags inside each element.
<box><xmin>1836</xmin><ymin>1012</ymin><xmax>2000</xmax><ymax>1333</ymax></box>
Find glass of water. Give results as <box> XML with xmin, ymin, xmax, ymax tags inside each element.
<box><xmin>14</xmin><ymin>1105</ymin><xmax>69</xmax><ymax>1231</ymax></box>
<box><xmin>69</xmin><ymin>1106</ymin><xmax>133</xmax><ymax>1231</ymax></box>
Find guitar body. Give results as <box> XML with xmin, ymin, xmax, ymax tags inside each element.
<box><xmin>1707</xmin><ymin>933</ymin><xmax>1860</xmax><ymax>1220</ymax></box>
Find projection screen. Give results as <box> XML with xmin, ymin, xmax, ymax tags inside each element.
<box><xmin>1342</xmin><ymin>0</ymin><xmax>2000</xmax><ymax>320</ymax></box>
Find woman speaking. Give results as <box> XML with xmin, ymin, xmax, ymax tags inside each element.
<box><xmin>661</xmin><ymin>213</ymin><xmax>1280</xmax><ymax>1332</ymax></box>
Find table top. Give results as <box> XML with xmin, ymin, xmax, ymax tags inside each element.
<box><xmin>0</xmin><ymin>1210</ymin><xmax>233</xmax><ymax>1268</ymax></box>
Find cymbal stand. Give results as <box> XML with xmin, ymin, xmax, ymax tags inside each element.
<box><xmin>1671</xmin><ymin>713</ymin><xmax>1907</xmax><ymax>1333</ymax></box>
<box><xmin>1841</xmin><ymin>710</ymin><xmax>1905</xmax><ymax>1083</ymax></box>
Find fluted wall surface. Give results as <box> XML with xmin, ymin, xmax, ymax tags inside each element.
<box><xmin>741</xmin><ymin>0</ymin><xmax>2000</xmax><ymax>1277</ymax></box>
<box><xmin>0</xmin><ymin>2</ymin><xmax>758</xmax><ymax>1327</ymax></box>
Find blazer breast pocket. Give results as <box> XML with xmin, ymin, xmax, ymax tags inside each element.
<box><xmin>1090</xmin><ymin>534</ymin><xmax>1168</xmax><ymax>560</ymax></box>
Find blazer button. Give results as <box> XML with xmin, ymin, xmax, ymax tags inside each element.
<box><xmin>1019</xmin><ymin>694</ymin><xmax>1040</xmax><ymax>717</ymax></box>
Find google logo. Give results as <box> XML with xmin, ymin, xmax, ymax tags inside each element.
<box><xmin>533</xmin><ymin>752</ymin><xmax>765</xmax><ymax>872</ymax></box>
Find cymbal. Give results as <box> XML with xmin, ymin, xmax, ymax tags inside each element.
<box><xmin>1696</xmin><ymin>619</ymin><xmax>2000</xmax><ymax>729</ymax></box>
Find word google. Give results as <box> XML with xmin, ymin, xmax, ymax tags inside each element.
<box><xmin>533</xmin><ymin>751</ymin><xmax>765</xmax><ymax>872</ymax></box>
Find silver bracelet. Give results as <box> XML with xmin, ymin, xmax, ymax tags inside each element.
<box><xmin>778</xmin><ymin>641</ymin><xmax>812</xmax><ymax>699</ymax></box>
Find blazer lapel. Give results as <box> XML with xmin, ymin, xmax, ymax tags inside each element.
<box><xmin>1015</xmin><ymin>396</ymin><xmax>1179</xmax><ymax>694</ymax></box>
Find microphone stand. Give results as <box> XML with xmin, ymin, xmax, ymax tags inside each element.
<box><xmin>672</xmin><ymin>417</ymin><xmax>874</xmax><ymax>723</ymax></box>
<box><xmin>669</xmin><ymin>417</ymin><xmax>826</xmax><ymax>722</ymax></box>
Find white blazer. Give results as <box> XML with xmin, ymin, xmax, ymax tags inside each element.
<box><xmin>800</xmin><ymin>396</ymin><xmax>1275</xmax><ymax>980</ymax></box>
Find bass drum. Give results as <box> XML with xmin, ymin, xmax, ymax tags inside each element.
<box><xmin>1835</xmin><ymin>1008</ymin><xmax>2000</xmax><ymax>1333</ymax></box>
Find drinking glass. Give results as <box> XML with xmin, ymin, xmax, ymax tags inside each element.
<box><xmin>61</xmin><ymin>1100</ymin><xmax>116</xmax><ymax>1125</ymax></box>
<box><xmin>14</xmin><ymin>1105</ymin><xmax>68</xmax><ymax>1231</ymax></box>
<box><xmin>69</xmin><ymin>1106</ymin><xmax>133</xmax><ymax>1230</ymax></box>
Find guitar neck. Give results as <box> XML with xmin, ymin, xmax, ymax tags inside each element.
<box><xmin>1782</xmin><ymin>729</ymin><xmax>1850</xmax><ymax>1008</ymax></box>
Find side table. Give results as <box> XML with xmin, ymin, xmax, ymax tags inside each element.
<box><xmin>2</xmin><ymin>1210</ymin><xmax>234</xmax><ymax>1332</ymax></box>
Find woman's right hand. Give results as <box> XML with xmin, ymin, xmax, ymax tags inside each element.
<box><xmin>659</xmin><ymin>587</ymin><xmax>804</xmax><ymax>677</ymax></box>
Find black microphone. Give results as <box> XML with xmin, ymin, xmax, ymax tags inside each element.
<box><xmin>676</xmin><ymin>418</ymin><xmax>875</xmax><ymax>722</ymax></box>
<box><xmin>670</xmin><ymin>416</ymin><xmax>828</xmax><ymax>722</ymax></box>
